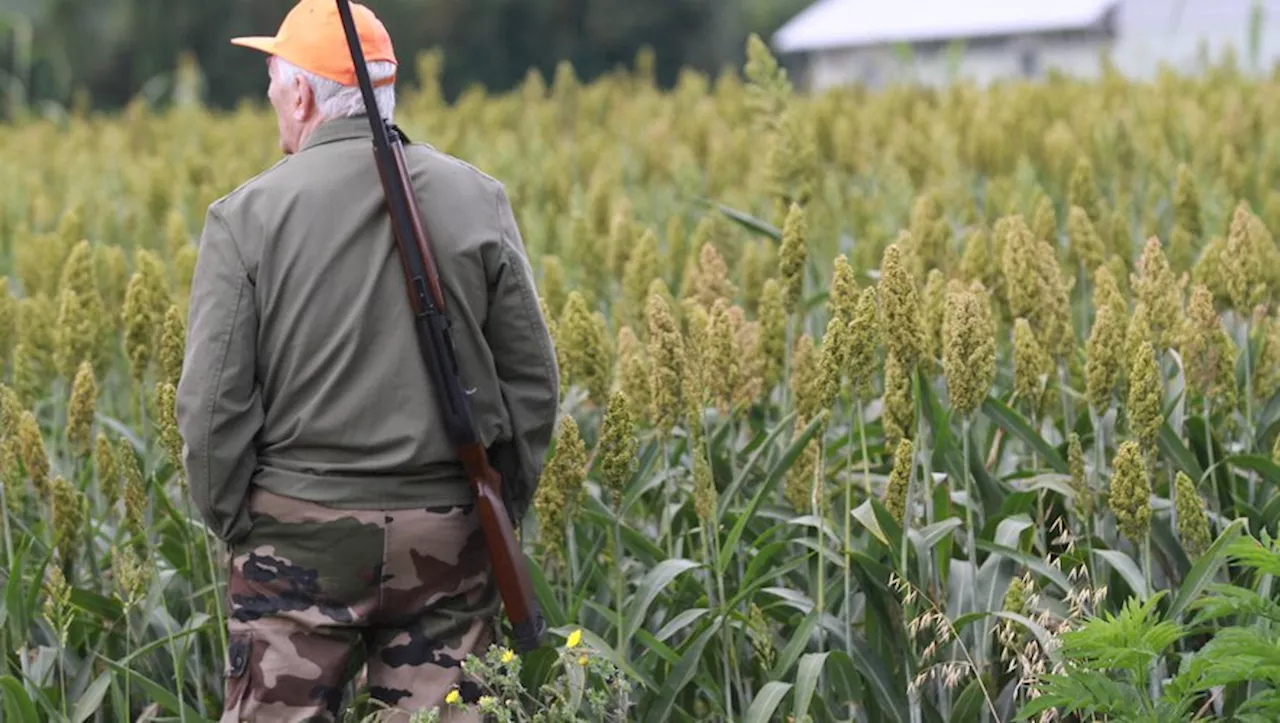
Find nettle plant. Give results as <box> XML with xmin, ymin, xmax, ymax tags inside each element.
<box><xmin>1019</xmin><ymin>526</ymin><xmax>1280</xmax><ymax>722</ymax></box>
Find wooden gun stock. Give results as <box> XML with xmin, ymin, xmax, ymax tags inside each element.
<box><xmin>336</xmin><ymin>0</ymin><xmax>546</xmax><ymax>654</ymax></box>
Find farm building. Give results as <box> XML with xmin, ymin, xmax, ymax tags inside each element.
<box><xmin>772</xmin><ymin>0</ymin><xmax>1280</xmax><ymax>91</ymax></box>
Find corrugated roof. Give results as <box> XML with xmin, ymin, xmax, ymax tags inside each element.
<box><xmin>773</xmin><ymin>0</ymin><xmax>1122</xmax><ymax>53</ymax></box>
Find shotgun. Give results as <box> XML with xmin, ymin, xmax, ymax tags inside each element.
<box><xmin>334</xmin><ymin>0</ymin><xmax>547</xmax><ymax>654</ymax></box>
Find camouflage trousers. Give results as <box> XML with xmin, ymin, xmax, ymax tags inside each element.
<box><xmin>220</xmin><ymin>487</ymin><xmax>501</xmax><ymax>722</ymax></box>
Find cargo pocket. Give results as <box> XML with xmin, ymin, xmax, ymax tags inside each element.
<box><xmin>220</xmin><ymin>632</ymin><xmax>253</xmax><ymax>722</ymax></box>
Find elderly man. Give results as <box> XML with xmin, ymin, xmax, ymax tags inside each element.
<box><xmin>174</xmin><ymin>1</ymin><xmax>560</xmax><ymax>720</ymax></box>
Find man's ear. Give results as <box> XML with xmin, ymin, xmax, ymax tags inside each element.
<box><xmin>293</xmin><ymin>75</ymin><xmax>314</xmax><ymax>121</ymax></box>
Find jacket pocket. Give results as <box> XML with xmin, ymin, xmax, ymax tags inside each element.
<box><xmin>220</xmin><ymin>632</ymin><xmax>253</xmax><ymax>723</ymax></box>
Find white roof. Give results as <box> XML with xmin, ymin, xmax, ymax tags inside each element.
<box><xmin>773</xmin><ymin>0</ymin><xmax>1122</xmax><ymax>53</ymax></box>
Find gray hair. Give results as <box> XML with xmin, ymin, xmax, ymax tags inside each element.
<box><xmin>273</xmin><ymin>56</ymin><xmax>397</xmax><ymax>122</ymax></box>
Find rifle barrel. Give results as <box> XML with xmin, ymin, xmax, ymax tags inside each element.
<box><xmin>334</xmin><ymin>0</ymin><xmax>546</xmax><ymax>654</ymax></box>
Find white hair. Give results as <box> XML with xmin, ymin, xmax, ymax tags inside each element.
<box><xmin>274</xmin><ymin>57</ymin><xmax>397</xmax><ymax>122</ymax></box>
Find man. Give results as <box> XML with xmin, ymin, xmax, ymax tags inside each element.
<box><xmin>174</xmin><ymin>1</ymin><xmax>560</xmax><ymax>720</ymax></box>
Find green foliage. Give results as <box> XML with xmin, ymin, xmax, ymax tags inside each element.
<box><xmin>1020</xmin><ymin>531</ymin><xmax>1280</xmax><ymax>722</ymax></box>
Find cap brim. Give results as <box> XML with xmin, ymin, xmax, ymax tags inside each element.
<box><xmin>229</xmin><ymin>36</ymin><xmax>279</xmax><ymax>55</ymax></box>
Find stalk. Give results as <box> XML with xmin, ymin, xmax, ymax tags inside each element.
<box><xmin>707</xmin><ymin>527</ymin><xmax>733</xmax><ymax>721</ymax></box>
<box><xmin>843</xmin><ymin>399</ymin><xmax>857</xmax><ymax>660</ymax></box>
<box><xmin>59</xmin><ymin>648</ymin><xmax>67</xmax><ymax>719</ymax></box>
<box><xmin>184</xmin><ymin>489</ymin><xmax>223</xmax><ymax>708</ymax></box>
<box><xmin>197</xmin><ymin>501</ymin><xmax>228</xmax><ymax>661</ymax></box>
<box><xmin>171</xmin><ymin>611</ymin><xmax>188</xmax><ymax>723</ymax></box>
<box><xmin>1090</xmin><ymin>403</ymin><xmax>1107</xmax><ymax>544</ymax></box>
<box><xmin>1057</xmin><ymin>360</ymin><xmax>1074</xmax><ymax>437</ymax></box>
<box><xmin>912</xmin><ymin>373</ymin><xmax>938</xmax><ymax>601</ymax></box>
<box><xmin>0</xmin><ymin>485</ymin><xmax>13</xmax><ymax>578</ymax></box>
<box><xmin>1203</xmin><ymin>397</ymin><xmax>1217</xmax><ymax>508</ymax></box>
<box><xmin>857</xmin><ymin>398</ymin><xmax>872</xmax><ymax>501</ymax></box>
<box><xmin>1144</xmin><ymin>528</ymin><xmax>1159</xmax><ymax>703</ymax></box>
<box><xmin>704</xmin><ymin>410</ymin><xmax>744</xmax><ymax>711</ymax></box>
<box><xmin>814</xmin><ymin>435</ymin><xmax>827</xmax><ymax>658</ymax></box>
<box><xmin>662</xmin><ymin>437</ymin><xmax>674</xmax><ymax>559</ymax></box>
<box><xmin>124</xmin><ymin>609</ymin><xmax>132</xmax><ymax>716</ymax></box>
<box><xmin>0</xmin><ymin>488</ymin><xmax>10</xmax><ymax>678</ymax></box>
<box><xmin>1242</xmin><ymin>320</ymin><xmax>1256</xmax><ymax>504</ymax></box>
<box><xmin>614</xmin><ymin>512</ymin><xmax>625</xmax><ymax>657</ymax></box>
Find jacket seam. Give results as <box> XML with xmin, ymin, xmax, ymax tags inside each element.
<box><xmin>494</xmin><ymin>185</ymin><xmax>556</xmax><ymax>392</ymax></box>
<box><xmin>199</xmin><ymin>207</ymin><xmax>252</xmax><ymax>533</ymax></box>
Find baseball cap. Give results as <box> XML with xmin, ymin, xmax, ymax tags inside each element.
<box><xmin>231</xmin><ymin>0</ymin><xmax>397</xmax><ymax>87</ymax></box>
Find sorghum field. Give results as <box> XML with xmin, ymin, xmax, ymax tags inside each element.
<box><xmin>4</xmin><ymin>37</ymin><xmax>1280</xmax><ymax>722</ymax></box>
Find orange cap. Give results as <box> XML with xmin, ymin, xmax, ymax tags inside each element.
<box><xmin>231</xmin><ymin>0</ymin><xmax>397</xmax><ymax>87</ymax></box>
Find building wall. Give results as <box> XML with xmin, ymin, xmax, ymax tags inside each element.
<box><xmin>793</xmin><ymin>0</ymin><xmax>1280</xmax><ymax>92</ymax></box>
<box><xmin>805</xmin><ymin>35</ymin><xmax>1111</xmax><ymax>91</ymax></box>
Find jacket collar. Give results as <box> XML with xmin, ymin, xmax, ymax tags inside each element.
<box><xmin>298</xmin><ymin>115</ymin><xmax>376</xmax><ymax>153</ymax></box>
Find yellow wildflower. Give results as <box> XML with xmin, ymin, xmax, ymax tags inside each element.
<box><xmin>566</xmin><ymin>628</ymin><xmax>583</xmax><ymax>649</ymax></box>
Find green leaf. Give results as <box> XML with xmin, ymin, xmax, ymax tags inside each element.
<box><xmin>641</xmin><ymin>617</ymin><xmax>722</xmax><ymax>723</ymax></box>
<box><xmin>4</xmin><ymin>544</ymin><xmax>28</xmax><ymax>641</ymax></box>
<box><xmin>843</xmin><ymin>631</ymin><xmax>909</xmax><ymax>723</ymax></box>
<box><xmin>582</xmin><ymin>504</ymin><xmax>668</xmax><ymax>565</ymax></box>
<box><xmin>976</xmin><ymin>539</ymin><xmax>1072</xmax><ymax>593</ymax></box>
<box><xmin>852</xmin><ymin>498</ymin><xmax>890</xmax><ymax>546</ymax></box>
<box><xmin>792</xmin><ymin>651</ymin><xmax>829</xmax><ymax>719</ymax></box>
<box><xmin>518</xmin><ymin>645</ymin><xmax>559</xmax><ymax>695</ymax></box>
<box><xmin>1098</xmin><ymin>549</ymin><xmax>1149</xmax><ymax>600</ymax></box>
<box><xmin>768</xmin><ymin>610</ymin><xmax>819</xmax><ymax>680</ymax></box>
<box><xmin>69</xmin><ymin>586</ymin><xmax>124</xmax><ymax>623</ymax></box>
<box><xmin>717</xmin><ymin>410</ymin><xmax>798</xmax><ymax>521</ymax></box>
<box><xmin>705</xmin><ymin>200</ymin><xmax>782</xmax><ymax>240</ymax></box>
<box><xmin>743</xmin><ymin>541</ymin><xmax>792</xmax><ymax>589</ymax></box>
<box><xmin>72</xmin><ymin>671</ymin><xmax>113</xmax><ymax>723</ymax></box>
<box><xmin>0</xmin><ymin>676</ymin><xmax>38</xmax><ymax>723</ymax></box>
<box><xmin>994</xmin><ymin>514</ymin><xmax>1035</xmax><ymax>549</ymax></box>
<box><xmin>976</xmin><ymin>555</ymin><xmax>1016</xmax><ymax>618</ymax></box>
<box><xmin>97</xmin><ymin>658</ymin><xmax>214</xmax><ymax>722</ymax></box>
<box><xmin>1168</xmin><ymin>518</ymin><xmax>1247</xmax><ymax>620</ymax></box>
<box><xmin>1228</xmin><ymin>455</ymin><xmax>1280</xmax><ymax>488</ymax></box>
<box><xmin>982</xmin><ymin>397</ymin><xmax>1068</xmax><ymax>473</ymax></box>
<box><xmin>911</xmin><ymin>517</ymin><xmax>963</xmax><ymax>553</ymax></box>
<box><xmin>633</xmin><ymin>629</ymin><xmax>680</xmax><ymax>667</ymax></box>
<box><xmin>744</xmin><ymin>681</ymin><xmax>793</xmax><ymax>723</ymax></box>
<box><xmin>951</xmin><ymin>674</ymin><xmax>995</xmax><ymax>723</ymax></box>
<box><xmin>1160</xmin><ymin>419</ymin><xmax>1205</xmax><ymax>482</ymax></box>
<box><xmin>719</xmin><ymin>412</ymin><xmax>826</xmax><ymax>575</ymax></box>
<box><xmin>529</xmin><ymin>555</ymin><xmax>567</xmax><ymax>629</ymax></box>
<box><xmin>625</xmin><ymin>558</ymin><xmax>701</xmax><ymax>641</ymax></box>
<box><xmin>989</xmin><ymin>611</ymin><xmax>1063</xmax><ymax>667</ymax></box>
<box><xmin>653</xmin><ymin>607</ymin><xmax>710</xmax><ymax>643</ymax></box>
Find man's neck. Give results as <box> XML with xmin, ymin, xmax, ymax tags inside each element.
<box><xmin>290</xmin><ymin>115</ymin><xmax>332</xmax><ymax>154</ymax></box>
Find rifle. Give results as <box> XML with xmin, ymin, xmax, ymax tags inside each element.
<box><xmin>334</xmin><ymin>0</ymin><xmax>547</xmax><ymax>654</ymax></box>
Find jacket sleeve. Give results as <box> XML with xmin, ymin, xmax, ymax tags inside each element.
<box><xmin>484</xmin><ymin>184</ymin><xmax>560</xmax><ymax>520</ymax></box>
<box><xmin>176</xmin><ymin>203</ymin><xmax>263</xmax><ymax>545</ymax></box>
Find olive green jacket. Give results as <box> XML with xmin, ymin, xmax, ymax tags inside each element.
<box><xmin>176</xmin><ymin>115</ymin><xmax>560</xmax><ymax>545</ymax></box>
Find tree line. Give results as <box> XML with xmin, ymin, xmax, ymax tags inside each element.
<box><xmin>0</xmin><ymin>0</ymin><xmax>810</xmax><ymax>116</ymax></box>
